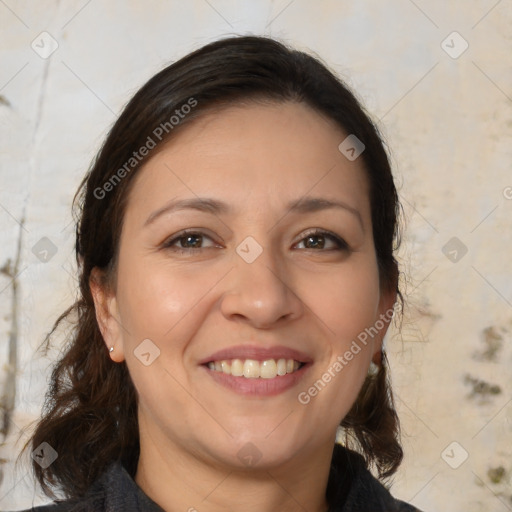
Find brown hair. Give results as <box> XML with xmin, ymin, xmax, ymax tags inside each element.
<box><xmin>21</xmin><ymin>35</ymin><xmax>403</xmax><ymax>499</ymax></box>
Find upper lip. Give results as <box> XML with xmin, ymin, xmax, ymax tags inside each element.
<box><xmin>199</xmin><ymin>345</ymin><xmax>313</xmax><ymax>365</ymax></box>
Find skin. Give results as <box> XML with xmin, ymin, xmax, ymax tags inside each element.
<box><xmin>91</xmin><ymin>101</ymin><xmax>396</xmax><ymax>512</ymax></box>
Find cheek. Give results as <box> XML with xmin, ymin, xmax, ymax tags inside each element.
<box><xmin>113</xmin><ymin>258</ymin><xmax>218</xmax><ymax>417</ymax></box>
<box><xmin>307</xmin><ymin>257</ymin><xmax>381</xmax><ymax>347</ymax></box>
<box><xmin>115</xmin><ymin>257</ymin><xmax>216</xmax><ymax>341</ymax></box>
<box><xmin>296</xmin><ymin>256</ymin><xmax>381</xmax><ymax>418</ymax></box>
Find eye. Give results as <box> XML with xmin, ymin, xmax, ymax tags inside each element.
<box><xmin>294</xmin><ymin>230</ymin><xmax>349</xmax><ymax>251</ymax></box>
<box><xmin>162</xmin><ymin>229</ymin><xmax>219</xmax><ymax>252</ymax></box>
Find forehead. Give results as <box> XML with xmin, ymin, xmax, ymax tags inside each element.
<box><xmin>125</xmin><ymin>101</ymin><xmax>370</xmax><ymax>221</ymax></box>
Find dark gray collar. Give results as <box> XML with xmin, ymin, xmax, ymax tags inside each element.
<box><xmin>26</xmin><ymin>445</ymin><xmax>421</xmax><ymax>511</ymax></box>
<box><xmin>97</xmin><ymin>445</ymin><xmax>420</xmax><ymax>512</ymax></box>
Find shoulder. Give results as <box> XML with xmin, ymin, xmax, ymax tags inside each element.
<box><xmin>11</xmin><ymin>505</ymin><xmax>80</xmax><ymax>512</ymax></box>
<box><xmin>9</xmin><ymin>501</ymin><xmax>98</xmax><ymax>512</ymax></box>
<box><xmin>329</xmin><ymin>443</ymin><xmax>424</xmax><ymax>512</ymax></box>
<box><xmin>10</xmin><ymin>493</ymin><xmax>104</xmax><ymax>512</ymax></box>
<box><xmin>10</xmin><ymin>460</ymin><xmax>162</xmax><ymax>512</ymax></box>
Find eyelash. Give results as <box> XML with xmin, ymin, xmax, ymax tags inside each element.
<box><xmin>162</xmin><ymin>228</ymin><xmax>349</xmax><ymax>254</ymax></box>
<box><xmin>162</xmin><ymin>229</ymin><xmax>220</xmax><ymax>254</ymax></box>
<box><xmin>294</xmin><ymin>229</ymin><xmax>349</xmax><ymax>251</ymax></box>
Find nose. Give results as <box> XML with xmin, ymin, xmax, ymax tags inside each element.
<box><xmin>220</xmin><ymin>245</ymin><xmax>304</xmax><ymax>329</ymax></box>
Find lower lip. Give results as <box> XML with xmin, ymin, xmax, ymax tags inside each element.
<box><xmin>202</xmin><ymin>364</ymin><xmax>311</xmax><ymax>396</ymax></box>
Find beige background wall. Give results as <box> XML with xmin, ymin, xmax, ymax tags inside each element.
<box><xmin>1</xmin><ymin>1</ymin><xmax>511</xmax><ymax>510</ymax></box>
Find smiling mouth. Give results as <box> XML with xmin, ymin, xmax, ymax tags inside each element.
<box><xmin>205</xmin><ymin>358</ymin><xmax>305</xmax><ymax>379</ymax></box>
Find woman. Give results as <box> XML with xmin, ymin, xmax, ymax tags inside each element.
<box><xmin>15</xmin><ymin>35</ymin><xmax>422</xmax><ymax>511</ymax></box>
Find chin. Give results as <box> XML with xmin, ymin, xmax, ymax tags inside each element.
<box><xmin>208</xmin><ymin>431</ymin><xmax>306</xmax><ymax>471</ymax></box>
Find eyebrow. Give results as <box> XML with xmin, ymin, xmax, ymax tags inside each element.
<box><xmin>144</xmin><ymin>198</ymin><xmax>231</xmax><ymax>226</ymax></box>
<box><xmin>285</xmin><ymin>197</ymin><xmax>363</xmax><ymax>229</ymax></box>
<box><xmin>144</xmin><ymin>196</ymin><xmax>363</xmax><ymax>229</ymax></box>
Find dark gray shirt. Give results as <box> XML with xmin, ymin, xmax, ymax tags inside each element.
<box><xmin>14</xmin><ymin>445</ymin><xmax>423</xmax><ymax>511</ymax></box>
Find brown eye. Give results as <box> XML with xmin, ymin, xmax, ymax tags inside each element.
<box><xmin>178</xmin><ymin>233</ymin><xmax>203</xmax><ymax>248</ymax></box>
<box><xmin>163</xmin><ymin>230</ymin><xmax>218</xmax><ymax>252</ymax></box>
<box><xmin>304</xmin><ymin>234</ymin><xmax>326</xmax><ymax>249</ymax></box>
<box><xmin>295</xmin><ymin>230</ymin><xmax>349</xmax><ymax>251</ymax></box>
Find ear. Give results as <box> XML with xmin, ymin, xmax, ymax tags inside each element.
<box><xmin>89</xmin><ymin>267</ymin><xmax>126</xmax><ymax>363</ymax></box>
<box><xmin>372</xmin><ymin>285</ymin><xmax>398</xmax><ymax>365</ymax></box>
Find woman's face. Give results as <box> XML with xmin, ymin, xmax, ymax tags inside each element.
<box><xmin>93</xmin><ymin>102</ymin><xmax>395</xmax><ymax>470</ymax></box>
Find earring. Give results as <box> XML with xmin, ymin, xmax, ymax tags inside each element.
<box><xmin>109</xmin><ymin>346</ymin><xmax>114</xmax><ymax>353</ymax></box>
<box><xmin>368</xmin><ymin>361</ymin><xmax>379</xmax><ymax>376</ymax></box>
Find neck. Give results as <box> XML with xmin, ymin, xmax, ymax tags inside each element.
<box><xmin>135</xmin><ymin>422</ymin><xmax>333</xmax><ymax>512</ymax></box>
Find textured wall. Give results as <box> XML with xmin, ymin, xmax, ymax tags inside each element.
<box><xmin>1</xmin><ymin>1</ymin><xmax>511</xmax><ymax>510</ymax></box>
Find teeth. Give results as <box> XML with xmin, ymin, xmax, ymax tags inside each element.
<box><xmin>277</xmin><ymin>358</ymin><xmax>287</xmax><ymax>376</ymax></box>
<box><xmin>220</xmin><ymin>360</ymin><xmax>231</xmax><ymax>374</ymax></box>
<box><xmin>243</xmin><ymin>359</ymin><xmax>260</xmax><ymax>378</ymax></box>
<box><xmin>231</xmin><ymin>359</ymin><xmax>243</xmax><ymax>377</ymax></box>
<box><xmin>260</xmin><ymin>359</ymin><xmax>277</xmax><ymax>379</ymax></box>
<box><xmin>207</xmin><ymin>358</ymin><xmax>302</xmax><ymax>378</ymax></box>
